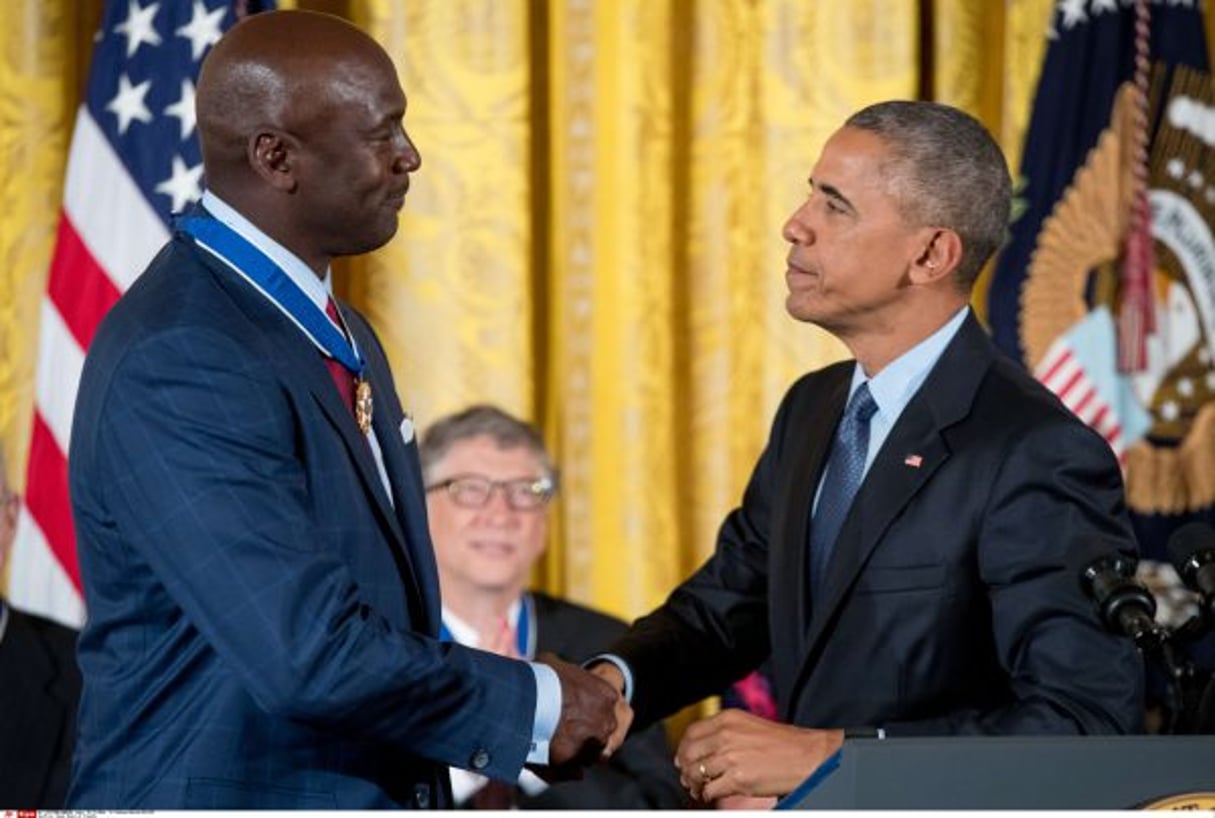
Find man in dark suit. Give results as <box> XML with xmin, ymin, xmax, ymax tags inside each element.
<box><xmin>0</xmin><ymin>447</ymin><xmax>81</xmax><ymax>808</ymax></box>
<box><xmin>67</xmin><ymin>11</ymin><xmax>622</xmax><ymax>809</ymax></box>
<box><xmin>590</xmin><ymin>100</ymin><xmax>1144</xmax><ymax>802</ymax></box>
<box><xmin>420</xmin><ymin>405</ymin><xmax>686</xmax><ymax>809</ymax></box>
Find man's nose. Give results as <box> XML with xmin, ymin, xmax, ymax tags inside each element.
<box><xmin>782</xmin><ymin>206</ymin><xmax>813</xmax><ymax>244</ymax></box>
<box><xmin>396</xmin><ymin>132</ymin><xmax>422</xmax><ymax>173</ymax></box>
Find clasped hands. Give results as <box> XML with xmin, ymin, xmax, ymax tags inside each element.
<box><xmin>531</xmin><ymin>654</ymin><xmax>633</xmax><ymax>778</ymax></box>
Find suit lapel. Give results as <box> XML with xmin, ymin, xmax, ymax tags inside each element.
<box><xmin>801</xmin><ymin>402</ymin><xmax>949</xmax><ymax>642</ymax></box>
<box><xmin>780</xmin><ymin>372</ymin><xmax>851</xmax><ymax>634</ymax></box>
<box><xmin>261</xmin><ymin>293</ymin><xmax>406</xmax><ymax>543</ymax></box>
<box><xmin>787</xmin><ymin>315</ymin><xmax>995</xmax><ymax>705</ymax></box>
<box><xmin>195</xmin><ymin>246</ymin><xmax>420</xmax><ymax>595</ymax></box>
<box><xmin>352</xmin><ymin>318</ymin><xmax>442</xmax><ymax>636</ymax></box>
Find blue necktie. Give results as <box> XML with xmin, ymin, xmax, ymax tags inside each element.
<box><xmin>809</xmin><ymin>383</ymin><xmax>878</xmax><ymax>601</ymax></box>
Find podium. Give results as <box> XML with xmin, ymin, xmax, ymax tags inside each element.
<box><xmin>779</xmin><ymin>736</ymin><xmax>1215</xmax><ymax>809</ymax></box>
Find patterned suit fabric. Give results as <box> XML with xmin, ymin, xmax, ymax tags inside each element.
<box><xmin>66</xmin><ymin>232</ymin><xmax>540</xmax><ymax>808</ymax></box>
<box><xmin>608</xmin><ymin>314</ymin><xmax>1143</xmax><ymax>737</ymax></box>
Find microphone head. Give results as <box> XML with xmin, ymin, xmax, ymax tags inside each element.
<box><xmin>1070</xmin><ymin>546</ymin><xmax>1158</xmax><ymax>641</ymax></box>
<box><xmin>1166</xmin><ymin>522</ymin><xmax>1215</xmax><ymax>580</ymax></box>
<box><xmin>1070</xmin><ymin>545</ymin><xmax>1136</xmax><ymax>599</ymax></box>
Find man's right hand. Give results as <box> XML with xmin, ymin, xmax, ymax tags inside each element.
<box><xmin>588</xmin><ymin>660</ymin><xmax>632</xmax><ymax>753</ymax></box>
<box><xmin>535</xmin><ymin>653</ymin><xmax>625</xmax><ymax>770</ymax></box>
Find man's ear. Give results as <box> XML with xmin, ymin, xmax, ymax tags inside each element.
<box><xmin>909</xmin><ymin>228</ymin><xmax>963</xmax><ymax>286</ymax></box>
<box><xmin>247</xmin><ymin>130</ymin><xmax>298</xmax><ymax>192</ymax></box>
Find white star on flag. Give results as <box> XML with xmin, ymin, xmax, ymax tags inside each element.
<box><xmin>155</xmin><ymin>155</ymin><xmax>206</xmax><ymax>212</ymax></box>
<box><xmin>177</xmin><ymin>0</ymin><xmax>227</xmax><ymax>62</ymax></box>
<box><xmin>164</xmin><ymin>79</ymin><xmax>197</xmax><ymax>141</ymax></box>
<box><xmin>1059</xmin><ymin>0</ymin><xmax>1088</xmax><ymax>29</ymax></box>
<box><xmin>114</xmin><ymin>0</ymin><xmax>162</xmax><ymax>58</ymax></box>
<box><xmin>107</xmin><ymin>73</ymin><xmax>154</xmax><ymax>134</ymax></box>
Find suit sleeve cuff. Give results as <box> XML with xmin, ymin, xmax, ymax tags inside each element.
<box><xmin>527</xmin><ymin>660</ymin><xmax>562</xmax><ymax>764</ymax></box>
<box><xmin>584</xmin><ymin>653</ymin><xmax>634</xmax><ymax>703</ymax></box>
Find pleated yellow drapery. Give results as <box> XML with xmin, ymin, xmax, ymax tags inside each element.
<box><xmin>5</xmin><ymin>0</ymin><xmax>1214</xmax><ymax>635</ymax></box>
<box><xmin>356</xmin><ymin>0</ymin><xmax>927</xmax><ymax>622</ymax></box>
<box><xmin>677</xmin><ymin>0</ymin><xmax>920</xmax><ymax>596</ymax></box>
<box><xmin>0</xmin><ymin>3</ymin><xmax>95</xmax><ymax>512</ymax></box>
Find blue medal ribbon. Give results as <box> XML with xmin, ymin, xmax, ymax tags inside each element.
<box><xmin>178</xmin><ymin>214</ymin><xmax>365</xmax><ymax>375</ymax></box>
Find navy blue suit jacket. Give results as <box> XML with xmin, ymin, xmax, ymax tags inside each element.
<box><xmin>611</xmin><ymin>314</ymin><xmax>1144</xmax><ymax>736</ymax></box>
<box><xmin>67</xmin><ymin>230</ymin><xmax>537</xmax><ymax>808</ymax></box>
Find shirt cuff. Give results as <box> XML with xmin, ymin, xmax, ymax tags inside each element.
<box><xmin>449</xmin><ymin>768</ymin><xmax>488</xmax><ymax>805</ymax></box>
<box><xmin>527</xmin><ymin>660</ymin><xmax>562</xmax><ymax>764</ymax></box>
<box><xmin>585</xmin><ymin>653</ymin><xmax>635</xmax><ymax>703</ymax></box>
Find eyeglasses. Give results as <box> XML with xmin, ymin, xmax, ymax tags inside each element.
<box><xmin>426</xmin><ymin>474</ymin><xmax>555</xmax><ymax>511</ymax></box>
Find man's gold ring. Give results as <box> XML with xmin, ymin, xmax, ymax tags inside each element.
<box><xmin>698</xmin><ymin>762</ymin><xmax>709</xmax><ymax>782</ymax></box>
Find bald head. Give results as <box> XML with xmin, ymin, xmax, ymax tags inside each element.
<box><xmin>197</xmin><ymin>10</ymin><xmax>397</xmax><ymax>195</ymax></box>
<box><xmin>194</xmin><ymin>10</ymin><xmax>419</xmax><ymax>273</ymax></box>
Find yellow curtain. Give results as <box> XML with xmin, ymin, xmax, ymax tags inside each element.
<box><xmin>353</xmin><ymin>0</ymin><xmax>927</xmax><ymax>621</ymax></box>
<box><xmin>5</xmin><ymin>0</ymin><xmax>1214</xmax><ymax>621</ymax></box>
<box><xmin>0</xmin><ymin>3</ymin><xmax>95</xmax><ymax>511</ymax></box>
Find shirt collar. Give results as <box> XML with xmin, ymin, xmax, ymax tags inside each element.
<box><xmin>440</xmin><ymin>598</ymin><xmax>523</xmax><ymax>649</ymax></box>
<box><xmin>200</xmin><ymin>190</ymin><xmax>333</xmax><ymax>311</ymax></box>
<box><xmin>850</xmin><ymin>305</ymin><xmax>970</xmax><ymax>419</ymax></box>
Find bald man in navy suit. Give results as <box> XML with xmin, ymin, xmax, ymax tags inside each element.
<box><xmin>67</xmin><ymin>11</ymin><xmax>622</xmax><ymax>809</ymax></box>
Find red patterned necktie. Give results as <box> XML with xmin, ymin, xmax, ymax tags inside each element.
<box><xmin>323</xmin><ymin>297</ymin><xmax>356</xmax><ymax>417</ymax></box>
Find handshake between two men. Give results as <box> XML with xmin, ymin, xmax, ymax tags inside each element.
<box><xmin>533</xmin><ymin>655</ymin><xmax>634</xmax><ymax>775</ymax></box>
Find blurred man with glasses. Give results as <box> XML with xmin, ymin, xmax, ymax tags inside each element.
<box><xmin>0</xmin><ymin>444</ymin><xmax>81</xmax><ymax>807</ymax></box>
<box><xmin>421</xmin><ymin>405</ymin><xmax>685</xmax><ymax>810</ymax></box>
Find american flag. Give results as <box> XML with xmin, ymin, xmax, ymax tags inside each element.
<box><xmin>10</xmin><ymin>0</ymin><xmax>272</xmax><ymax>627</ymax></box>
<box><xmin>1035</xmin><ymin>336</ymin><xmax>1128</xmax><ymax>461</ymax></box>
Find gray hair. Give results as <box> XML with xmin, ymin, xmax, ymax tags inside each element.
<box><xmin>419</xmin><ymin>404</ymin><xmax>558</xmax><ymax>488</ymax></box>
<box><xmin>845</xmin><ymin>100</ymin><xmax>1011</xmax><ymax>290</ymax></box>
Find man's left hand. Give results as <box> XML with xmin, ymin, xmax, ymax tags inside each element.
<box><xmin>675</xmin><ymin>709</ymin><xmax>843</xmax><ymax>802</ymax></box>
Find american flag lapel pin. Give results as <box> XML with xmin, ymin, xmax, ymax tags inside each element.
<box><xmin>903</xmin><ymin>454</ymin><xmax>923</xmax><ymax>468</ymax></box>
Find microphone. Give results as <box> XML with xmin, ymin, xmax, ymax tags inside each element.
<box><xmin>1075</xmin><ymin>550</ymin><xmax>1162</xmax><ymax>648</ymax></box>
<box><xmin>1167</xmin><ymin>522</ymin><xmax>1215</xmax><ymax>620</ymax></box>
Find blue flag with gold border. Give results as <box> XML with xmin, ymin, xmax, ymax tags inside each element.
<box><xmin>988</xmin><ymin>1</ymin><xmax>1213</xmax><ymax>581</ymax></box>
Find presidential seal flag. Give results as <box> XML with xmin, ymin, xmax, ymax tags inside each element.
<box><xmin>987</xmin><ymin>0</ymin><xmax>1213</xmax><ymax>575</ymax></box>
<box><xmin>9</xmin><ymin>0</ymin><xmax>274</xmax><ymax>628</ymax></box>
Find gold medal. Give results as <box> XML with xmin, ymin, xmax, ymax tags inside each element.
<box><xmin>355</xmin><ymin>376</ymin><xmax>373</xmax><ymax>435</ymax></box>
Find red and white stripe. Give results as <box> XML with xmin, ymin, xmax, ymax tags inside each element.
<box><xmin>1035</xmin><ymin>338</ymin><xmax>1128</xmax><ymax>462</ymax></box>
<box><xmin>9</xmin><ymin>107</ymin><xmax>167</xmax><ymax>627</ymax></box>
